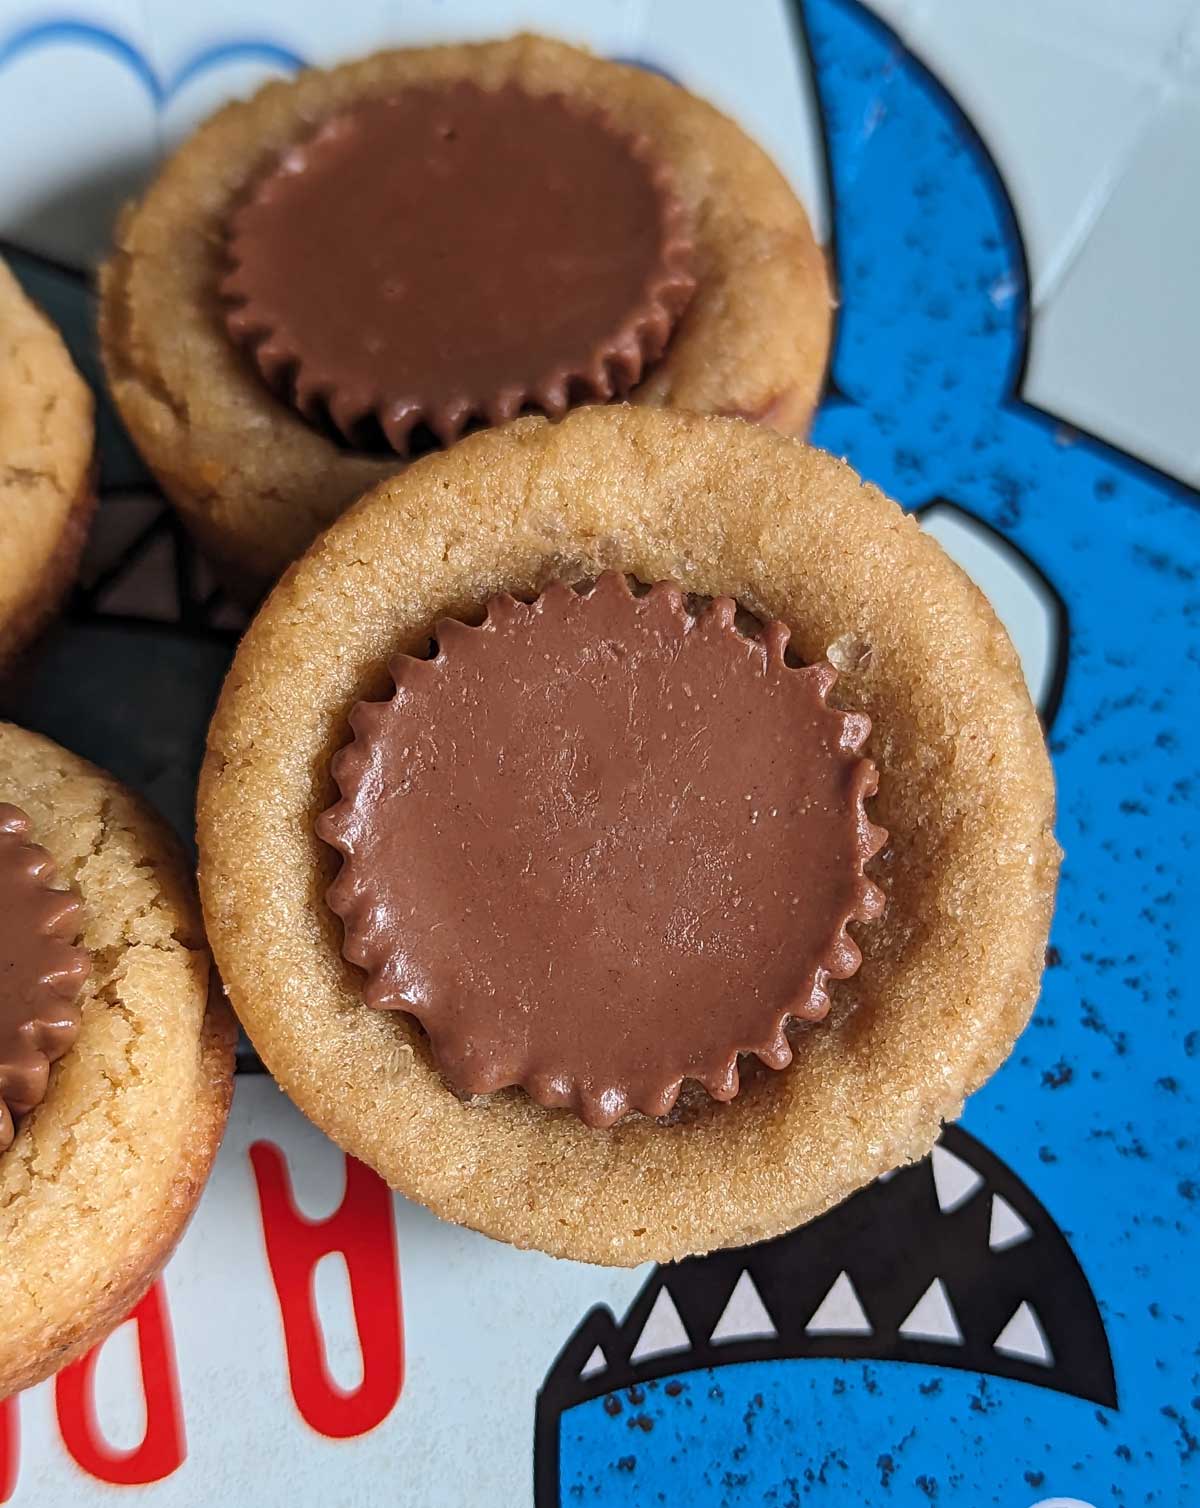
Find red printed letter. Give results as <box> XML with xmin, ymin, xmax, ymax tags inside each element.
<box><xmin>249</xmin><ymin>1140</ymin><xmax>404</xmax><ymax>1438</ymax></box>
<box><xmin>0</xmin><ymin>1397</ymin><xmax>17</xmax><ymax>1505</ymax></box>
<box><xmin>55</xmin><ymin>1281</ymin><xmax>185</xmax><ymax>1485</ymax></box>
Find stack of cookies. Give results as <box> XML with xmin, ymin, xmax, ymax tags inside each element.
<box><xmin>1</xmin><ymin>34</ymin><xmax>1057</xmax><ymax>1396</ymax></box>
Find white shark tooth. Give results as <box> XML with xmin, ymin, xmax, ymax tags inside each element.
<box><xmin>711</xmin><ymin>1272</ymin><xmax>777</xmax><ymax>1344</ymax></box>
<box><xmin>899</xmin><ymin>1278</ymin><xmax>963</xmax><ymax>1344</ymax></box>
<box><xmin>629</xmin><ymin>1288</ymin><xmax>690</xmax><ymax>1363</ymax></box>
<box><xmin>805</xmin><ymin>1271</ymin><xmax>872</xmax><ymax>1335</ymax></box>
<box><xmin>579</xmin><ymin>1345</ymin><xmax>607</xmax><ymax>1379</ymax></box>
<box><xmin>994</xmin><ymin>1300</ymin><xmax>1054</xmax><ymax>1366</ymax></box>
<box><xmin>989</xmin><ymin>1193</ymin><xmax>1033</xmax><ymax>1251</ymax></box>
<box><xmin>931</xmin><ymin>1144</ymin><xmax>985</xmax><ymax>1214</ymax></box>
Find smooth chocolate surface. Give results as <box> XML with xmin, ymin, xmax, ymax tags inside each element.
<box><xmin>319</xmin><ymin>574</ymin><xmax>884</xmax><ymax>1127</ymax></box>
<box><xmin>222</xmin><ymin>83</ymin><xmax>694</xmax><ymax>453</ymax></box>
<box><xmin>0</xmin><ymin>803</ymin><xmax>90</xmax><ymax>1149</ymax></box>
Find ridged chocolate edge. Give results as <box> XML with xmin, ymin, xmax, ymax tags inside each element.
<box><xmin>220</xmin><ymin>86</ymin><xmax>697</xmax><ymax>456</ymax></box>
<box><xmin>0</xmin><ymin>805</ymin><xmax>91</xmax><ymax>1148</ymax></box>
<box><xmin>318</xmin><ymin>574</ymin><xmax>886</xmax><ymax>1128</ymax></box>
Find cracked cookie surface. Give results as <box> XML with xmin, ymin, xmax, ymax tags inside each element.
<box><xmin>0</xmin><ymin>722</ymin><xmax>235</xmax><ymax>1398</ymax></box>
<box><xmin>0</xmin><ymin>260</ymin><xmax>95</xmax><ymax>668</ymax></box>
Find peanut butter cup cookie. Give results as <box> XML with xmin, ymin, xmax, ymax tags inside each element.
<box><xmin>101</xmin><ymin>34</ymin><xmax>830</xmax><ymax>591</ymax></box>
<box><xmin>0</xmin><ymin>724</ymin><xmax>235</xmax><ymax>1397</ymax></box>
<box><xmin>198</xmin><ymin>407</ymin><xmax>1058</xmax><ymax>1266</ymax></box>
<box><xmin>1</xmin><ymin>260</ymin><xmax>95</xmax><ymax>668</ymax></box>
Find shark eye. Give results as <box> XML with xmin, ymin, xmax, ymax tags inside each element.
<box><xmin>919</xmin><ymin>501</ymin><xmax>1067</xmax><ymax>727</ymax></box>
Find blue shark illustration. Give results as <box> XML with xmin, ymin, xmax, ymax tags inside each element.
<box><xmin>536</xmin><ymin>1</ymin><xmax>1199</xmax><ymax>1503</ymax></box>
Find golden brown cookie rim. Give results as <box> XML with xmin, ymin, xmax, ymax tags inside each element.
<box><xmin>198</xmin><ymin>406</ymin><xmax>1059</xmax><ymax>1266</ymax></box>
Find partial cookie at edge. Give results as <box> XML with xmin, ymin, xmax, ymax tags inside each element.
<box><xmin>0</xmin><ymin>261</ymin><xmax>96</xmax><ymax>668</ymax></box>
<box><xmin>0</xmin><ymin>723</ymin><xmax>235</xmax><ymax>1398</ymax></box>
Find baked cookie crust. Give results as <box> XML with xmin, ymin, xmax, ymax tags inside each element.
<box><xmin>0</xmin><ymin>261</ymin><xmax>95</xmax><ymax>669</ymax></box>
<box><xmin>0</xmin><ymin>724</ymin><xmax>235</xmax><ymax>1397</ymax></box>
<box><xmin>198</xmin><ymin>407</ymin><xmax>1058</xmax><ymax>1266</ymax></box>
<box><xmin>100</xmin><ymin>33</ymin><xmax>831</xmax><ymax>589</ymax></box>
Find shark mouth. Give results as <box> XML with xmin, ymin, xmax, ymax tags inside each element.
<box><xmin>536</xmin><ymin>1126</ymin><xmax>1115</xmax><ymax>1501</ymax></box>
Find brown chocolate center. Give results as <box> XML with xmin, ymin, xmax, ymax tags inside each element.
<box><xmin>222</xmin><ymin>83</ymin><xmax>695</xmax><ymax>455</ymax></box>
<box><xmin>319</xmin><ymin>574</ymin><xmax>885</xmax><ymax>1128</ymax></box>
<box><xmin>0</xmin><ymin>803</ymin><xmax>90</xmax><ymax>1150</ymax></box>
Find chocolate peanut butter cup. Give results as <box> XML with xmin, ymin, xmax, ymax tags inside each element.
<box><xmin>198</xmin><ymin>407</ymin><xmax>1058</xmax><ymax>1266</ymax></box>
<box><xmin>102</xmin><ymin>35</ymin><xmax>832</xmax><ymax>588</ymax></box>
<box><xmin>318</xmin><ymin>573</ymin><xmax>885</xmax><ymax>1127</ymax></box>
<box><xmin>0</xmin><ymin>803</ymin><xmax>90</xmax><ymax>1149</ymax></box>
<box><xmin>222</xmin><ymin>83</ymin><xmax>695</xmax><ymax>455</ymax></box>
